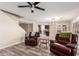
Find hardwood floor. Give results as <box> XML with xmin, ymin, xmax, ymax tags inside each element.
<box><xmin>0</xmin><ymin>42</ymin><xmax>55</xmax><ymax>56</ymax></box>
<box><xmin>0</xmin><ymin>42</ymin><xmax>79</xmax><ymax>56</ymax></box>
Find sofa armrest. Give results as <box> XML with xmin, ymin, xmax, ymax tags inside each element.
<box><xmin>25</xmin><ymin>36</ymin><xmax>30</xmax><ymax>39</ymax></box>
<box><xmin>66</xmin><ymin>43</ymin><xmax>77</xmax><ymax>49</ymax></box>
<box><xmin>25</xmin><ymin>36</ymin><xmax>28</xmax><ymax>39</ymax></box>
<box><xmin>50</xmin><ymin>40</ymin><xmax>55</xmax><ymax>43</ymax></box>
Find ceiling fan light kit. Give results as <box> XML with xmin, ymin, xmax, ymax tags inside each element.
<box><xmin>18</xmin><ymin>2</ymin><xmax>45</xmax><ymax>13</ymax></box>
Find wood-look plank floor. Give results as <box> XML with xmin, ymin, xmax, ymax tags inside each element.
<box><xmin>0</xmin><ymin>42</ymin><xmax>55</xmax><ymax>56</ymax></box>
<box><xmin>0</xmin><ymin>42</ymin><xmax>79</xmax><ymax>56</ymax></box>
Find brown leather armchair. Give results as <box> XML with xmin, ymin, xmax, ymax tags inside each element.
<box><xmin>50</xmin><ymin>33</ymin><xmax>78</xmax><ymax>56</ymax></box>
<box><xmin>25</xmin><ymin>32</ymin><xmax>40</xmax><ymax>46</ymax></box>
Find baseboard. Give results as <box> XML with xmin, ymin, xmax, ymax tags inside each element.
<box><xmin>0</xmin><ymin>40</ymin><xmax>24</xmax><ymax>49</ymax></box>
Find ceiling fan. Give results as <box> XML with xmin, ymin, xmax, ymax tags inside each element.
<box><xmin>18</xmin><ymin>2</ymin><xmax>45</xmax><ymax>13</ymax></box>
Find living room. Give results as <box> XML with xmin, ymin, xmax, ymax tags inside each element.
<box><xmin>0</xmin><ymin>1</ymin><xmax>79</xmax><ymax>57</ymax></box>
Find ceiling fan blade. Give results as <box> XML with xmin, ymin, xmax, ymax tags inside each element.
<box><xmin>18</xmin><ymin>5</ymin><xmax>30</xmax><ymax>8</ymax></box>
<box><xmin>34</xmin><ymin>2</ymin><xmax>40</xmax><ymax>5</ymax></box>
<box><xmin>27</xmin><ymin>2</ymin><xmax>32</xmax><ymax>7</ymax></box>
<box><xmin>35</xmin><ymin>6</ymin><xmax>45</xmax><ymax>11</ymax></box>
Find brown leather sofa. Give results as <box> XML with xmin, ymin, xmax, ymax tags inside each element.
<box><xmin>50</xmin><ymin>33</ymin><xmax>78</xmax><ymax>56</ymax></box>
<box><xmin>25</xmin><ymin>32</ymin><xmax>40</xmax><ymax>46</ymax></box>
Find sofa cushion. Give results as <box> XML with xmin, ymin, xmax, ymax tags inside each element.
<box><xmin>71</xmin><ymin>34</ymin><xmax>77</xmax><ymax>43</ymax></box>
<box><xmin>52</xmin><ymin>43</ymin><xmax>71</xmax><ymax>55</ymax></box>
<box><xmin>31</xmin><ymin>32</ymin><xmax>35</xmax><ymax>36</ymax></box>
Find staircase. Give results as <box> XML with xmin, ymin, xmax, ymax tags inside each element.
<box><xmin>0</xmin><ymin>10</ymin><xmax>25</xmax><ymax>49</ymax></box>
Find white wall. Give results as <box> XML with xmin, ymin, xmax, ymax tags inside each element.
<box><xmin>49</xmin><ymin>21</ymin><xmax>57</xmax><ymax>40</ymax></box>
<box><xmin>56</xmin><ymin>21</ymin><xmax>71</xmax><ymax>32</ymax></box>
<box><xmin>33</xmin><ymin>22</ymin><xmax>39</xmax><ymax>32</ymax></box>
<box><xmin>70</xmin><ymin>17</ymin><xmax>79</xmax><ymax>33</ymax></box>
<box><xmin>70</xmin><ymin>18</ymin><xmax>79</xmax><ymax>48</ymax></box>
<box><xmin>0</xmin><ymin>10</ymin><xmax>25</xmax><ymax>49</ymax></box>
<box><xmin>49</xmin><ymin>20</ymin><xmax>71</xmax><ymax>40</ymax></box>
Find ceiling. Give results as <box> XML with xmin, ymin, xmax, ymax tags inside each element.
<box><xmin>0</xmin><ymin>2</ymin><xmax>79</xmax><ymax>22</ymax></box>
